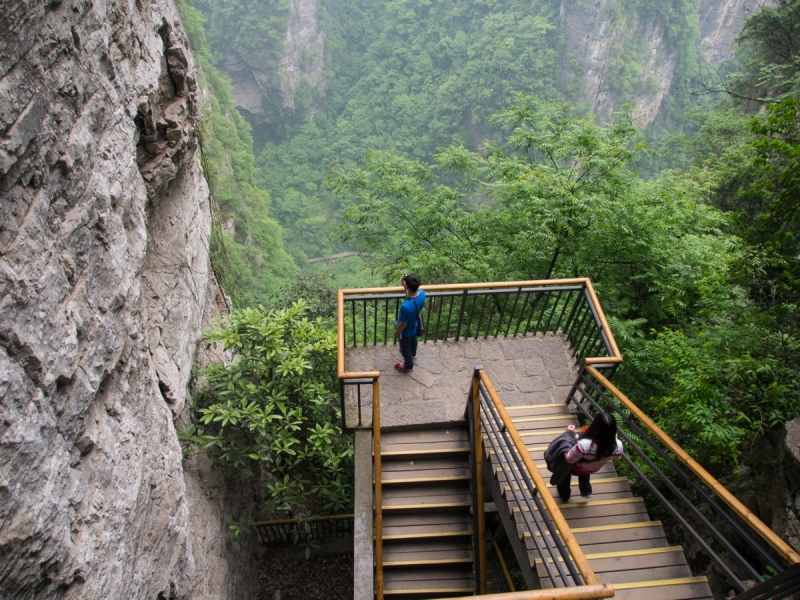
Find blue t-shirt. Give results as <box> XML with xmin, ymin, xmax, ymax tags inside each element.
<box><xmin>398</xmin><ymin>290</ymin><xmax>426</xmax><ymax>338</ymax></box>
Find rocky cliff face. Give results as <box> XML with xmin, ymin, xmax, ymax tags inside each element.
<box><xmin>0</xmin><ymin>0</ymin><xmax>252</xmax><ymax>597</ymax></box>
<box><xmin>558</xmin><ymin>0</ymin><xmax>759</xmax><ymax>127</ymax></box>
<box><xmin>227</xmin><ymin>0</ymin><xmax>327</xmax><ymax>134</ymax></box>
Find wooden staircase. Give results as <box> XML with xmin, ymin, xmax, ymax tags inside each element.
<box><xmin>486</xmin><ymin>402</ymin><xmax>714</xmax><ymax>600</ymax></box>
<box><xmin>377</xmin><ymin>426</ymin><xmax>477</xmax><ymax>598</ymax></box>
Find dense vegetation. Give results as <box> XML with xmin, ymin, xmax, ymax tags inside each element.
<box><xmin>182</xmin><ymin>303</ymin><xmax>353</xmax><ymax>517</ymax></box>
<box><xmin>333</xmin><ymin>1</ymin><xmax>800</xmax><ymax>470</ymax></box>
<box><xmin>177</xmin><ymin>0</ymin><xmax>800</xmax><ymax>521</ymax></box>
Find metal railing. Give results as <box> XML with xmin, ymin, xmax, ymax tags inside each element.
<box><xmin>567</xmin><ymin>365</ymin><xmax>800</xmax><ymax>595</ymax></box>
<box><xmin>471</xmin><ymin>368</ymin><xmax>613</xmax><ymax>598</ymax></box>
<box><xmin>337</xmin><ymin>279</ymin><xmax>621</xmax><ymax>432</ymax></box>
<box><xmin>731</xmin><ymin>562</ymin><xmax>800</xmax><ymax>599</ymax></box>
<box><xmin>489</xmin><ymin>540</ymin><xmax>516</xmax><ymax>593</ymax></box>
<box><xmin>254</xmin><ymin>514</ymin><xmax>354</xmax><ymax>545</ymax></box>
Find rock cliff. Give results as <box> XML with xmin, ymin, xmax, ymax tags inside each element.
<box><xmin>558</xmin><ymin>0</ymin><xmax>759</xmax><ymax>127</ymax></box>
<box><xmin>0</xmin><ymin>0</ymin><xmax>253</xmax><ymax>597</ymax></box>
<box><xmin>226</xmin><ymin>0</ymin><xmax>327</xmax><ymax>135</ymax></box>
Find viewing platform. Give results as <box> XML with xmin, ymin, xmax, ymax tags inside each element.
<box><xmin>344</xmin><ymin>335</ymin><xmax>578</xmax><ymax>428</ymax></box>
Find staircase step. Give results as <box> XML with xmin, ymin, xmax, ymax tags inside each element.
<box><xmin>379</xmin><ymin>446</ymin><xmax>470</xmax><ymax>459</ymax></box>
<box><xmin>382</xmin><ymin>457</ymin><xmax>470</xmax><ymax>475</ymax></box>
<box><xmin>382</xmin><ymin>512</ymin><xmax>473</xmax><ymax>538</ymax></box>
<box><xmin>525</xmin><ymin>521</ymin><xmax>668</xmax><ymax>554</ymax></box>
<box><xmin>383</xmin><ymin>565</ymin><xmax>473</xmax><ymax>596</ymax></box>
<box><xmin>383</xmin><ymin>538</ymin><xmax>474</xmax><ymax>564</ymax></box>
<box><xmin>379</xmin><ymin>474</ymin><xmax>471</xmax><ymax>485</ymax></box>
<box><xmin>611</xmin><ymin>576</ymin><xmax>713</xmax><ymax>600</ymax></box>
<box><xmin>382</xmin><ymin>428</ymin><xmax>469</xmax><ymax>446</ymax></box>
<box><xmin>505</xmin><ymin>403</ymin><xmax>571</xmax><ymax>417</ymax></box>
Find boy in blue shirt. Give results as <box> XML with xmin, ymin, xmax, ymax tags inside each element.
<box><xmin>393</xmin><ymin>273</ymin><xmax>426</xmax><ymax>372</ymax></box>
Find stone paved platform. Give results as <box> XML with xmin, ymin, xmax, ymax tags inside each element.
<box><xmin>343</xmin><ymin>334</ymin><xmax>578</xmax><ymax>428</ymax></box>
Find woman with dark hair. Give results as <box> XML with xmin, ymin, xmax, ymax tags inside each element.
<box><xmin>557</xmin><ymin>412</ymin><xmax>623</xmax><ymax>502</ymax></box>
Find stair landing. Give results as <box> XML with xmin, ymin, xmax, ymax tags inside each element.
<box><xmin>344</xmin><ymin>334</ymin><xmax>577</xmax><ymax>428</ymax></box>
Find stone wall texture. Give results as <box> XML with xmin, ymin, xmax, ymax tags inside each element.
<box><xmin>0</xmin><ymin>0</ymin><xmax>254</xmax><ymax>598</ymax></box>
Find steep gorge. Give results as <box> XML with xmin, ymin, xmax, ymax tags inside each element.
<box><xmin>0</xmin><ymin>0</ymin><xmax>254</xmax><ymax>597</ymax></box>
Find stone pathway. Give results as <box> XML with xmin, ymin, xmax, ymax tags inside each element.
<box><xmin>343</xmin><ymin>334</ymin><xmax>578</xmax><ymax>428</ymax></box>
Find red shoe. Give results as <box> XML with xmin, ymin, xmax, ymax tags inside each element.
<box><xmin>394</xmin><ymin>363</ymin><xmax>414</xmax><ymax>372</ymax></box>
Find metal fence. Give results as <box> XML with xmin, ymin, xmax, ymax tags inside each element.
<box><xmin>254</xmin><ymin>514</ymin><xmax>354</xmax><ymax>545</ymax></box>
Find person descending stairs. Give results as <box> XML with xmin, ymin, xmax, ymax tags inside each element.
<box><xmin>486</xmin><ymin>402</ymin><xmax>714</xmax><ymax>600</ymax></box>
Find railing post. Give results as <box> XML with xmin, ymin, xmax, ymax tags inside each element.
<box><xmin>454</xmin><ymin>288</ymin><xmax>468</xmax><ymax>341</ymax></box>
<box><xmin>472</xmin><ymin>367</ymin><xmax>487</xmax><ymax>594</ymax></box>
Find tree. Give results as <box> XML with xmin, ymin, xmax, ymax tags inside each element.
<box><xmin>182</xmin><ymin>302</ymin><xmax>353</xmax><ymax>516</ymax></box>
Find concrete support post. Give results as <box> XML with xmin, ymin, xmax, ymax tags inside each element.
<box><xmin>353</xmin><ymin>430</ymin><xmax>374</xmax><ymax>600</ymax></box>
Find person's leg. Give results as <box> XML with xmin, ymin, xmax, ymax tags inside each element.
<box><xmin>556</xmin><ymin>470</ymin><xmax>572</xmax><ymax>502</ymax></box>
<box><xmin>578</xmin><ymin>473</ymin><xmax>592</xmax><ymax>498</ymax></box>
<box><xmin>399</xmin><ymin>336</ymin><xmax>414</xmax><ymax>369</ymax></box>
<box><xmin>410</xmin><ymin>334</ymin><xmax>418</xmax><ymax>361</ymax></box>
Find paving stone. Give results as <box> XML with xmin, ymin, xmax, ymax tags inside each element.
<box><xmin>513</xmin><ymin>357</ymin><xmax>547</xmax><ymax>377</ymax></box>
<box><xmin>517</xmin><ymin>374</ymin><xmax>552</xmax><ymax>393</ymax></box>
<box><xmin>463</xmin><ymin>343</ymin><xmax>482</xmax><ymax>359</ymax></box>
<box><xmin>382</xmin><ymin>401</ymin><xmax>448</xmax><ymax>427</ymax></box>
<box><xmin>552</xmin><ymin>385</ymin><xmax>575</xmax><ymax>403</ymax></box>
<box><xmin>440</xmin><ymin>342</ymin><xmax>466</xmax><ymax>360</ymax></box>
<box><xmin>423</xmin><ymin>387</ymin><xmax>449</xmax><ymax>401</ymax></box>
<box><xmin>499</xmin><ymin>339</ymin><xmax>542</xmax><ymax>360</ymax></box>
<box><xmin>447</xmin><ymin>401</ymin><xmax>469</xmax><ymax>422</ymax></box>
<box><xmin>408</xmin><ymin>367</ymin><xmax>437</xmax><ymax>388</ymax></box>
<box><xmin>441</xmin><ymin>355</ymin><xmax>472</xmax><ymax>374</ymax></box>
<box><xmin>527</xmin><ymin>391</ymin><xmax>555</xmax><ymax>404</ymax></box>
<box><xmin>499</xmin><ymin>392</ymin><xmax>538</xmax><ymax>407</ymax></box>
<box><xmin>479</xmin><ymin>340</ymin><xmax>504</xmax><ymax>361</ymax></box>
<box><xmin>343</xmin><ymin>335</ymin><xmax>576</xmax><ymax>426</ymax></box>
<box><xmin>547</xmin><ymin>367</ymin><xmax>577</xmax><ymax>387</ymax></box>
<box><xmin>484</xmin><ymin>360</ymin><xmax>517</xmax><ymax>386</ymax></box>
<box><xmin>415</xmin><ymin>346</ymin><xmax>443</xmax><ymax>374</ymax></box>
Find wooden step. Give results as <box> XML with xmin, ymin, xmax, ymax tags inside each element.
<box><xmin>611</xmin><ymin>576</ymin><xmax>713</xmax><ymax>600</ymax></box>
<box><xmin>504</xmin><ymin>403</ymin><xmax>572</xmax><ymax>417</ymax></box>
<box><xmin>537</xmin><ymin>547</ymin><xmax>695</xmax><ymax>587</ymax></box>
<box><xmin>525</xmin><ymin>521</ymin><xmax>668</xmax><ymax>555</ymax></box>
<box><xmin>383</xmin><ymin>538</ymin><xmax>474</xmax><ymax>565</ymax></box>
<box><xmin>379</xmin><ymin>446</ymin><xmax>470</xmax><ymax>459</ymax></box>
<box><xmin>383</xmin><ymin>565</ymin><xmax>473</xmax><ymax>596</ymax></box>
<box><xmin>382</xmin><ymin>512</ymin><xmax>473</xmax><ymax>539</ymax></box>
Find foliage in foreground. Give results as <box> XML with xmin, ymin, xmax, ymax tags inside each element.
<box><xmin>181</xmin><ymin>303</ymin><xmax>353</xmax><ymax>516</ymax></box>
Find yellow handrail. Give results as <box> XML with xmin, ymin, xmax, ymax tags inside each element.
<box><xmin>586</xmin><ymin>365</ymin><xmax>800</xmax><ymax>566</ymax></box>
<box><xmin>477</xmin><ymin>370</ymin><xmax>610</xmax><ymax>596</ymax></box>
<box><xmin>437</xmin><ymin>585</ymin><xmax>614</xmax><ymax>600</ymax></box>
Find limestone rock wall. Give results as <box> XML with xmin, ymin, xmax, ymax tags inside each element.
<box><xmin>558</xmin><ymin>0</ymin><xmax>759</xmax><ymax>127</ymax></box>
<box><xmin>0</xmin><ymin>0</ymin><xmax>252</xmax><ymax>598</ymax></box>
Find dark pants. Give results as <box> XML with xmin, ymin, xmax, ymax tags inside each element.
<box><xmin>399</xmin><ymin>334</ymin><xmax>417</xmax><ymax>368</ymax></box>
<box><xmin>556</xmin><ymin>467</ymin><xmax>592</xmax><ymax>501</ymax></box>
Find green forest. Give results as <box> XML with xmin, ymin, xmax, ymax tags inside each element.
<box><xmin>176</xmin><ymin>0</ymin><xmax>800</xmax><ymax>517</ymax></box>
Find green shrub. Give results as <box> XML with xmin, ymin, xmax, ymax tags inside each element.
<box><xmin>182</xmin><ymin>302</ymin><xmax>353</xmax><ymax>516</ymax></box>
